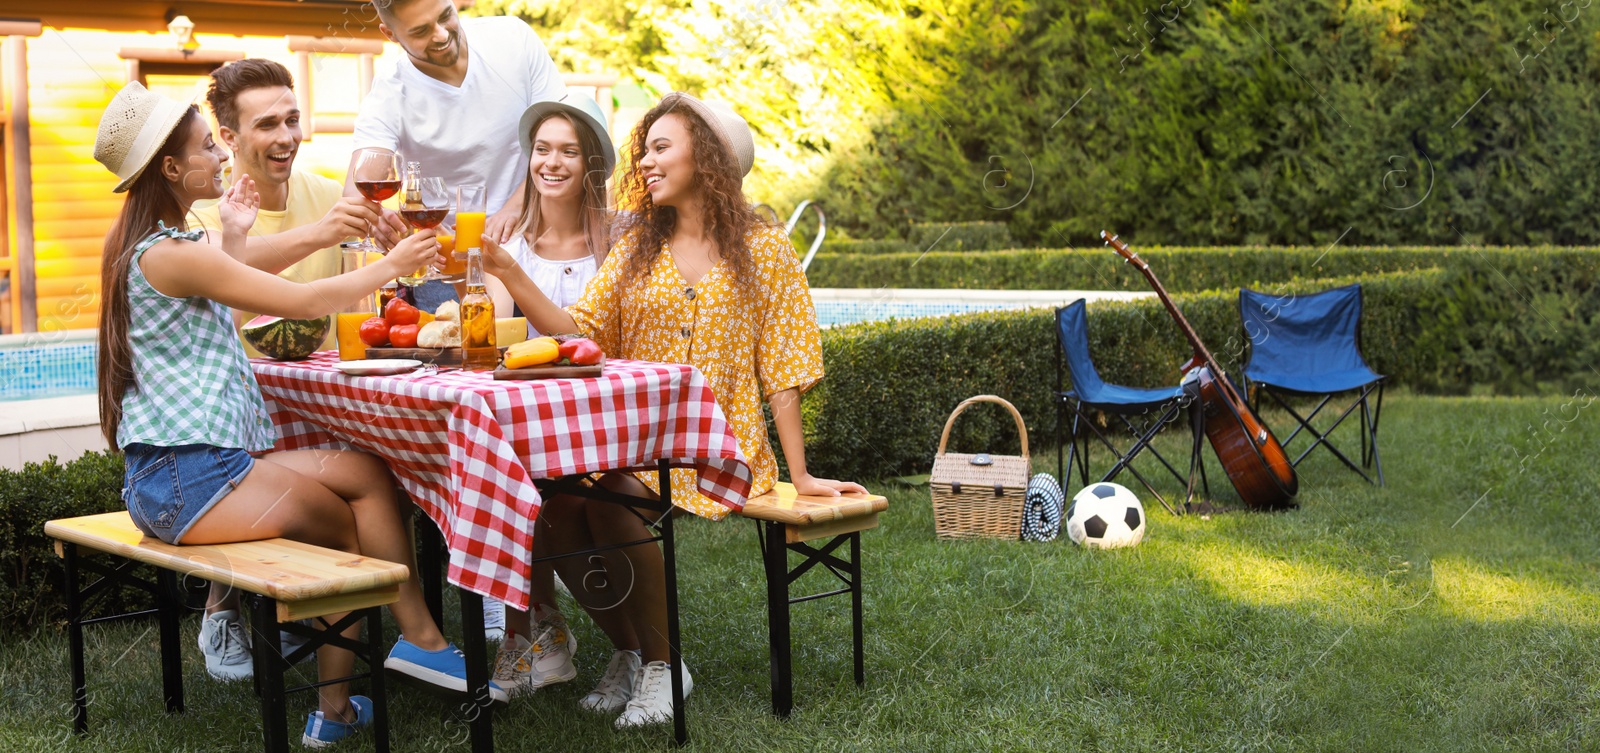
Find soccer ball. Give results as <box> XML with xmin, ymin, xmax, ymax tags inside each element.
<box><xmin>1066</xmin><ymin>482</ymin><xmax>1146</xmax><ymax>549</ymax></box>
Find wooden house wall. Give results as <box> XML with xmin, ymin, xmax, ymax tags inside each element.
<box><xmin>25</xmin><ymin>28</ymin><xmax>393</xmax><ymax>332</ymax></box>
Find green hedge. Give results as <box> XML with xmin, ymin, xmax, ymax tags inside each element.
<box><xmin>804</xmin><ymin>255</ymin><xmax>1600</xmax><ymax>480</ymax></box>
<box><xmin>818</xmin><ymin>239</ymin><xmax>916</xmax><ymax>256</ymax></box>
<box><xmin>907</xmin><ymin>221</ymin><xmax>1016</xmax><ymax>252</ymax></box>
<box><xmin>0</xmin><ymin>451</ymin><xmax>144</xmax><ymax>634</ymax></box>
<box><xmin>805</xmin><ymin>246</ymin><xmax>1600</xmax><ymax>293</ymax></box>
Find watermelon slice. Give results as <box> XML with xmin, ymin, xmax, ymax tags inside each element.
<box><xmin>242</xmin><ymin>315</ymin><xmax>330</xmax><ymax>360</ymax></box>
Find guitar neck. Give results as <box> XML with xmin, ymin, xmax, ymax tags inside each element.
<box><xmin>1132</xmin><ymin>261</ymin><xmax>1229</xmax><ymax>381</ymax></box>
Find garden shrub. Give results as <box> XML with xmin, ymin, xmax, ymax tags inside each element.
<box><xmin>907</xmin><ymin>222</ymin><xmax>1016</xmax><ymax>252</ymax></box>
<box><xmin>0</xmin><ymin>451</ymin><xmax>144</xmax><ymax>634</ymax></box>
<box><xmin>806</xmin><ymin>246</ymin><xmax>1600</xmax><ymax>294</ymax></box>
<box><xmin>819</xmin><ymin>239</ymin><xmax>916</xmax><ymax>256</ymax></box>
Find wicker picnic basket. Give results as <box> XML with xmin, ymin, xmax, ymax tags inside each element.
<box><xmin>930</xmin><ymin>395</ymin><xmax>1031</xmax><ymax>540</ymax></box>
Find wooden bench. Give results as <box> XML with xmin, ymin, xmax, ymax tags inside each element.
<box><xmin>738</xmin><ymin>482</ymin><xmax>888</xmax><ymax>717</ymax></box>
<box><xmin>45</xmin><ymin>511</ymin><xmax>410</xmax><ymax>753</ymax></box>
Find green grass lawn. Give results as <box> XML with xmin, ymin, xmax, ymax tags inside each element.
<box><xmin>4</xmin><ymin>393</ymin><xmax>1599</xmax><ymax>752</ymax></box>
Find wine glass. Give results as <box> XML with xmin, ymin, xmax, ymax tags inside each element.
<box><xmin>352</xmin><ymin>148</ymin><xmax>402</xmax><ymax>251</ymax></box>
<box><xmin>398</xmin><ymin>176</ymin><xmax>450</xmax><ymax>286</ymax></box>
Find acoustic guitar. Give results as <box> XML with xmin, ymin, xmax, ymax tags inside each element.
<box><xmin>1102</xmin><ymin>231</ymin><xmax>1298</xmax><ymax>510</ymax></box>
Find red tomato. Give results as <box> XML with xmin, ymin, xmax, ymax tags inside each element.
<box><xmin>389</xmin><ymin>324</ymin><xmax>420</xmax><ymax>349</ymax></box>
<box><xmin>383</xmin><ymin>298</ymin><xmax>420</xmax><ymax>326</ymax></box>
<box><xmin>358</xmin><ymin>316</ymin><xmax>390</xmax><ymax>347</ymax></box>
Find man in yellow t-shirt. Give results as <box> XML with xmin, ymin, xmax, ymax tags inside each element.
<box><xmin>191</xmin><ymin>59</ymin><xmax>377</xmax><ymax>355</ymax></box>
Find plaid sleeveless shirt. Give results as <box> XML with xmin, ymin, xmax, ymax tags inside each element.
<box><xmin>115</xmin><ymin>223</ymin><xmax>278</xmax><ymax>451</ymax></box>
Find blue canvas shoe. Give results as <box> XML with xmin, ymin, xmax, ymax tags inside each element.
<box><xmin>301</xmin><ymin>694</ymin><xmax>372</xmax><ymax>748</ymax></box>
<box><xmin>385</xmin><ymin>636</ymin><xmax>509</xmax><ymax>703</ymax></box>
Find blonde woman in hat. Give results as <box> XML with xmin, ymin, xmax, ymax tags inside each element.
<box><xmin>93</xmin><ymin>82</ymin><xmax>507</xmax><ymax>747</ymax></box>
<box><xmin>483</xmin><ymin>92</ymin><xmax>865</xmax><ymax>727</ymax></box>
<box><xmin>483</xmin><ymin>92</ymin><xmax>618</xmax><ymax>697</ymax></box>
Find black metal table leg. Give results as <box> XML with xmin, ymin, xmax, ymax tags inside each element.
<box><xmin>458</xmin><ymin>587</ymin><xmax>494</xmax><ymax>753</ymax></box>
<box><xmin>763</xmin><ymin>520</ymin><xmax>794</xmax><ymax>717</ymax></box>
<box><xmin>364</xmin><ymin>606</ymin><xmax>390</xmax><ymax>753</ymax></box>
<box><xmin>416</xmin><ymin>513</ymin><xmax>445</xmax><ymax>629</ymax></box>
<box><xmin>659</xmin><ymin>459</ymin><xmax>688</xmax><ymax>746</ymax></box>
<box><xmin>155</xmin><ymin>570</ymin><xmax>185</xmax><ymax>713</ymax></box>
<box><xmin>64</xmin><ymin>542</ymin><xmax>89</xmax><ymax>736</ymax></box>
<box><xmin>250</xmin><ymin>596</ymin><xmax>289</xmax><ymax>753</ymax></box>
<box><xmin>850</xmin><ymin>532</ymin><xmax>864</xmax><ymax>686</ymax></box>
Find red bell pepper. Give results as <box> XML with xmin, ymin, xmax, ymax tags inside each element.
<box><xmin>558</xmin><ymin>337</ymin><xmax>604</xmax><ymax>366</ymax></box>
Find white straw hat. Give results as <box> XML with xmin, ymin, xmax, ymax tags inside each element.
<box><xmin>94</xmin><ymin>82</ymin><xmax>191</xmax><ymax>193</ymax></box>
<box><xmin>518</xmin><ymin>92</ymin><xmax>617</xmax><ymax>178</ymax></box>
<box><xmin>663</xmin><ymin>92</ymin><xmax>754</xmax><ymax>180</ymax></box>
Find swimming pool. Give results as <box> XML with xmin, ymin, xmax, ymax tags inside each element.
<box><xmin>1</xmin><ymin>289</ymin><xmax>1152</xmax><ymax>401</ymax></box>
<box><xmin>1</xmin><ymin>331</ymin><xmax>97</xmax><ymax>402</ymax></box>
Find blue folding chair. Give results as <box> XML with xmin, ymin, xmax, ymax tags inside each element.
<box><xmin>1239</xmin><ymin>284</ymin><xmax>1385</xmax><ymax>484</ymax></box>
<box><xmin>1054</xmin><ymin>300</ymin><xmax>1206</xmax><ymax>515</ymax></box>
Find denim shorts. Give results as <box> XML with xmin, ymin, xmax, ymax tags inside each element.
<box><xmin>122</xmin><ymin>443</ymin><xmax>255</xmax><ymax>545</ymax></box>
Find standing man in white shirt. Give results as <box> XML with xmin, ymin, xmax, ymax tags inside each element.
<box><xmin>350</xmin><ymin>0</ymin><xmax>567</xmax><ymax>248</ymax></box>
<box><xmin>351</xmin><ymin>0</ymin><xmax>567</xmax><ymax>638</ymax></box>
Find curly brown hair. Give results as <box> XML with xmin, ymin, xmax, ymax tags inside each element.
<box><xmin>614</xmin><ymin>93</ymin><xmax>772</xmax><ymax>286</ymax></box>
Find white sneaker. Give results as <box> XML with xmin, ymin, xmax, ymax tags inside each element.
<box><xmin>491</xmin><ymin>614</ymin><xmax>578</xmax><ymax>696</ymax></box>
<box><xmin>483</xmin><ymin>599</ymin><xmax>506</xmax><ymax>643</ymax></box>
<box><xmin>198</xmin><ymin>609</ymin><xmax>253</xmax><ymax>681</ymax></box>
<box><xmin>614</xmin><ymin>659</ymin><xmax>692</xmax><ymax>729</ymax></box>
<box><xmin>581</xmin><ymin>650</ymin><xmax>641</xmax><ymax>713</ymax></box>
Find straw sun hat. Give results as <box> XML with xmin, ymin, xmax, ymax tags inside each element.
<box><xmin>662</xmin><ymin>92</ymin><xmax>754</xmax><ymax>180</ymax></box>
<box><xmin>94</xmin><ymin>82</ymin><xmax>191</xmax><ymax>193</ymax></box>
<box><xmin>518</xmin><ymin>92</ymin><xmax>617</xmax><ymax>178</ymax></box>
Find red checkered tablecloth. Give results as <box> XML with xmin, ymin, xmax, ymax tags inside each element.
<box><xmin>250</xmin><ymin>352</ymin><xmax>753</xmax><ymax>610</ymax></box>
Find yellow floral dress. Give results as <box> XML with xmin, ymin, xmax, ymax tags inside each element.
<box><xmin>568</xmin><ymin>224</ymin><xmax>824</xmax><ymax>519</ymax></box>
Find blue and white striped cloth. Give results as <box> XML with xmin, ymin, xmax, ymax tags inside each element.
<box><xmin>1021</xmin><ymin>473</ymin><xmax>1064</xmax><ymax>541</ymax></box>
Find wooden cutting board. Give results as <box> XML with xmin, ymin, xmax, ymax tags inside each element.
<box><xmin>493</xmin><ymin>357</ymin><xmax>605</xmax><ymax>380</ymax></box>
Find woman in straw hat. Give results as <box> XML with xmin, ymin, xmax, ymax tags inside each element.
<box><xmin>93</xmin><ymin>81</ymin><xmax>504</xmax><ymax>747</ymax></box>
<box><xmin>484</xmin><ymin>92</ymin><xmax>617</xmax><ymax>696</ymax></box>
<box><xmin>483</xmin><ymin>91</ymin><xmax>865</xmax><ymax>727</ymax></box>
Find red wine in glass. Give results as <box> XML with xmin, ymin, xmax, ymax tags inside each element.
<box><xmin>400</xmin><ymin>207</ymin><xmax>449</xmax><ymax>229</ymax></box>
<box><xmin>356</xmin><ymin>180</ymin><xmax>402</xmax><ymax>202</ymax></box>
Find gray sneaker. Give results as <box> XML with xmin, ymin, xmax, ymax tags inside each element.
<box><xmin>198</xmin><ymin>609</ymin><xmax>253</xmax><ymax>681</ymax></box>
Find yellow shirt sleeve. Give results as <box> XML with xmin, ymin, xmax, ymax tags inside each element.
<box><xmin>566</xmin><ymin>234</ymin><xmax>629</xmax><ymax>356</ymax></box>
<box><xmin>754</xmin><ymin>226</ymin><xmax>825</xmax><ymax>396</ymax></box>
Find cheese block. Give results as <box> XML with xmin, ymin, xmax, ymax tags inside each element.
<box><xmin>495</xmin><ymin>317</ymin><xmax>529</xmax><ymax>347</ymax></box>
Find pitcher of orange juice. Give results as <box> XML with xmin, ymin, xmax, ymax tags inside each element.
<box><xmin>336</xmin><ymin>240</ymin><xmax>378</xmax><ymax>360</ymax></box>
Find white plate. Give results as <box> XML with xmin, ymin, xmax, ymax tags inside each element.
<box><xmin>332</xmin><ymin>359</ymin><xmax>424</xmax><ymax>376</ymax></box>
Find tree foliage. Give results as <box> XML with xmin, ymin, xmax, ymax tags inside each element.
<box><xmin>474</xmin><ymin>0</ymin><xmax>1600</xmax><ymax>246</ymax></box>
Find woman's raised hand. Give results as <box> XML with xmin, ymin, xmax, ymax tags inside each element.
<box><xmin>386</xmin><ymin>228</ymin><xmax>441</xmax><ymax>276</ymax></box>
<box><xmin>219</xmin><ymin>174</ymin><xmax>260</xmax><ymax>236</ymax></box>
<box><xmin>480</xmin><ymin>235</ymin><xmax>518</xmax><ymax>279</ymax></box>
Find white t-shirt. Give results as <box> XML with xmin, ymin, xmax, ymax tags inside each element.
<box><xmin>503</xmin><ymin>234</ymin><xmax>597</xmax><ymax>337</ymax></box>
<box><xmin>353</xmin><ymin>16</ymin><xmax>565</xmax><ymax>215</ymax></box>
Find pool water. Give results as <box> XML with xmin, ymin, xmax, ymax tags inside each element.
<box><xmin>2</xmin><ymin>340</ymin><xmax>96</xmax><ymax>401</ymax></box>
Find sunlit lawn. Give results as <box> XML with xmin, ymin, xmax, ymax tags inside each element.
<box><xmin>3</xmin><ymin>393</ymin><xmax>1598</xmax><ymax>752</ymax></box>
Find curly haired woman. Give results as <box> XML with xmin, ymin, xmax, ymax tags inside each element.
<box><xmin>482</xmin><ymin>92</ymin><xmax>863</xmax><ymax>727</ymax></box>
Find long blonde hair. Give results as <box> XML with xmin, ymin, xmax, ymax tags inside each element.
<box><xmin>97</xmin><ymin>107</ymin><xmax>199</xmax><ymax>449</ymax></box>
<box><xmin>513</xmin><ymin>111</ymin><xmax>610</xmax><ymax>264</ymax></box>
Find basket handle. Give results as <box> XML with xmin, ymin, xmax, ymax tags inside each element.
<box><xmin>936</xmin><ymin>395</ymin><xmax>1029</xmax><ymax>460</ymax></box>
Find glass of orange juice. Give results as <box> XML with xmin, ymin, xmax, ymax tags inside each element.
<box><xmin>456</xmin><ymin>184</ymin><xmax>487</xmax><ymax>256</ymax></box>
<box><xmin>436</xmin><ymin>222</ymin><xmax>466</xmax><ymax>282</ymax></box>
